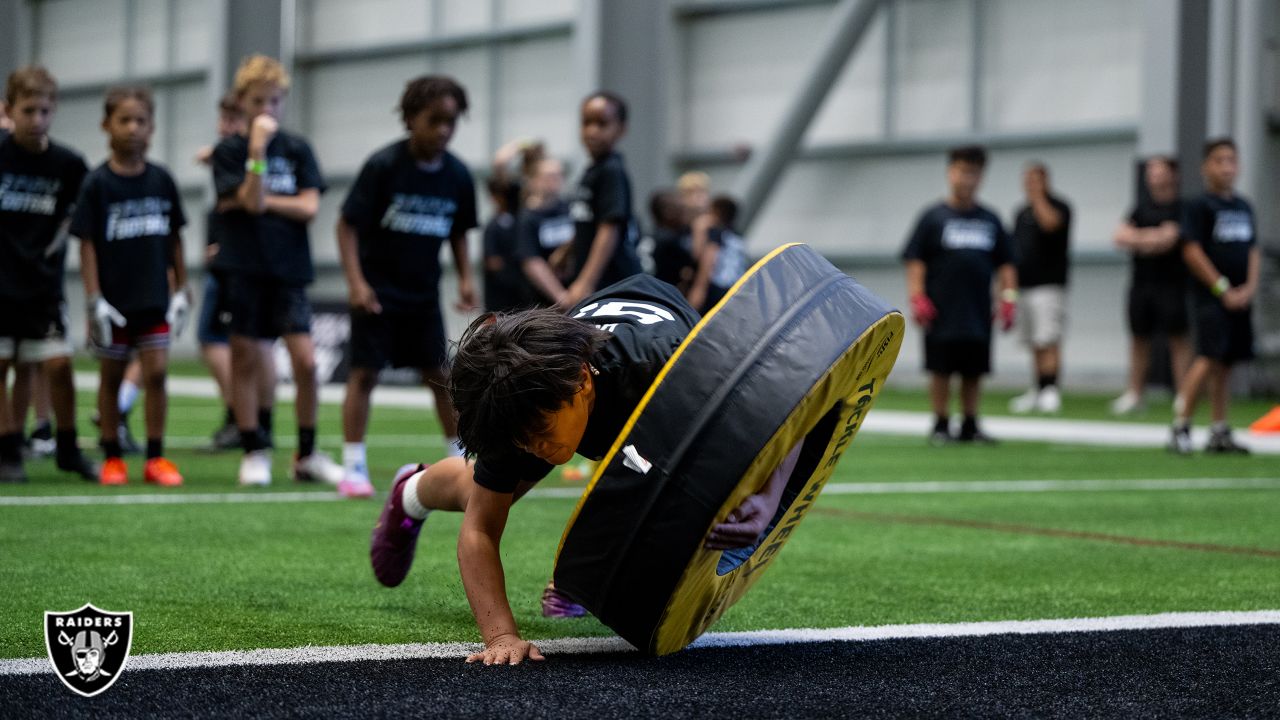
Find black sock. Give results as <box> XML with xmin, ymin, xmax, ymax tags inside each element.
<box><xmin>933</xmin><ymin>415</ymin><xmax>949</xmax><ymax>433</ymax></box>
<box><xmin>961</xmin><ymin>415</ymin><xmax>978</xmax><ymax>433</ymax></box>
<box><xmin>224</xmin><ymin>406</ymin><xmax>236</xmax><ymax>426</ymax></box>
<box><xmin>146</xmin><ymin>438</ymin><xmax>163</xmax><ymax>460</ymax></box>
<box><xmin>0</xmin><ymin>432</ymin><xmax>22</xmax><ymax>463</ymax></box>
<box><xmin>240</xmin><ymin>428</ymin><xmax>264</xmax><ymax>453</ymax></box>
<box><xmin>56</xmin><ymin>429</ymin><xmax>79</xmax><ymax>458</ymax></box>
<box><xmin>31</xmin><ymin>420</ymin><xmax>52</xmax><ymax>440</ymax></box>
<box><xmin>258</xmin><ymin>408</ymin><xmax>273</xmax><ymax>436</ymax></box>
<box><xmin>298</xmin><ymin>427</ymin><xmax>316</xmax><ymax>458</ymax></box>
<box><xmin>102</xmin><ymin>439</ymin><xmax>123</xmax><ymax>459</ymax></box>
<box><xmin>1038</xmin><ymin>374</ymin><xmax>1057</xmax><ymax>389</ymax></box>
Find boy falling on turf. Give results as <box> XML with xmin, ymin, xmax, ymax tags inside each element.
<box><xmin>335</xmin><ymin>75</ymin><xmax>479</xmax><ymax>499</ymax></box>
<box><xmin>0</xmin><ymin>66</ymin><xmax>98</xmax><ymax>483</ymax></box>
<box><xmin>369</xmin><ymin>274</ymin><xmax>804</xmax><ymax>665</ymax></box>
<box><xmin>71</xmin><ymin>86</ymin><xmax>189</xmax><ymax>486</ymax></box>
<box><xmin>211</xmin><ymin>55</ymin><xmax>344</xmax><ymax>487</ymax></box>
<box><xmin>1169</xmin><ymin>139</ymin><xmax>1260</xmax><ymax>455</ymax></box>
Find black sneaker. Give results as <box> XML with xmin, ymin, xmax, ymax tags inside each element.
<box><xmin>0</xmin><ymin>461</ymin><xmax>28</xmax><ymax>483</ymax></box>
<box><xmin>957</xmin><ymin>421</ymin><xmax>996</xmax><ymax>444</ymax></box>
<box><xmin>929</xmin><ymin>428</ymin><xmax>951</xmax><ymax>446</ymax></box>
<box><xmin>1167</xmin><ymin>424</ymin><xmax>1193</xmax><ymax>455</ymax></box>
<box><xmin>1205</xmin><ymin>429</ymin><xmax>1250</xmax><ymax>455</ymax></box>
<box><xmin>211</xmin><ymin>422</ymin><xmax>241</xmax><ymax>450</ymax></box>
<box><xmin>56</xmin><ymin>450</ymin><xmax>99</xmax><ymax>481</ymax></box>
<box><xmin>25</xmin><ymin>422</ymin><xmax>55</xmax><ymax>460</ymax></box>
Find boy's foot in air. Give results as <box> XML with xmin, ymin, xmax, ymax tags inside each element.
<box><xmin>370</xmin><ymin>463</ymin><xmax>428</xmax><ymax>587</ymax></box>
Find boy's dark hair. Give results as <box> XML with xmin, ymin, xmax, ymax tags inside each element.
<box><xmin>649</xmin><ymin>189</ymin><xmax>682</xmax><ymax>228</ymax></box>
<box><xmin>399</xmin><ymin>75</ymin><xmax>468</xmax><ymax>126</ymax></box>
<box><xmin>6</xmin><ymin>65</ymin><xmax>57</xmax><ymax>107</ymax></box>
<box><xmin>947</xmin><ymin>144</ymin><xmax>988</xmax><ymax>168</ymax></box>
<box><xmin>218</xmin><ymin>89</ymin><xmax>242</xmax><ymax>115</ymax></box>
<box><xmin>583</xmin><ymin>90</ymin><xmax>628</xmax><ymax>125</ymax></box>
<box><xmin>1147</xmin><ymin>154</ymin><xmax>1178</xmax><ymax>173</ymax></box>
<box><xmin>486</xmin><ymin>175</ymin><xmax>518</xmax><ymax>213</ymax></box>
<box><xmin>103</xmin><ymin>85</ymin><xmax>154</xmax><ymax>121</ymax></box>
<box><xmin>450</xmin><ymin>310</ymin><xmax>611</xmax><ymax>458</ymax></box>
<box><xmin>710</xmin><ymin>195</ymin><xmax>739</xmax><ymax>230</ymax></box>
<box><xmin>1203</xmin><ymin>137</ymin><xmax>1236</xmax><ymax>159</ymax></box>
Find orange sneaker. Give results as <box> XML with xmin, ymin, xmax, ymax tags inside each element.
<box><xmin>99</xmin><ymin>457</ymin><xmax>128</xmax><ymax>486</ymax></box>
<box><xmin>144</xmin><ymin>457</ymin><xmax>184</xmax><ymax>487</ymax></box>
<box><xmin>1249</xmin><ymin>405</ymin><xmax>1280</xmax><ymax>434</ymax></box>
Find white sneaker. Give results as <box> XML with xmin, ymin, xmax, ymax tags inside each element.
<box><xmin>337</xmin><ymin>470</ymin><xmax>375</xmax><ymax>499</ymax></box>
<box><xmin>1036</xmin><ymin>386</ymin><xmax>1062</xmax><ymax>413</ymax></box>
<box><xmin>1009</xmin><ymin>389</ymin><xmax>1039</xmax><ymax>414</ymax></box>
<box><xmin>238</xmin><ymin>450</ymin><xmax>272</xmax><ymax>487</ymax></box>
<box><xmin>1111</xmin><ymin>390</ymin><xmax>1144</xmax><ymax>416</ymax></box>
<box><xmin>293</xmin><ymin>451</ymin><xmax>345</xmax><ymax>485</ymax></box>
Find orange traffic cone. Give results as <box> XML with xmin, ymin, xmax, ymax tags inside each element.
<box><xmin>1249</xmin><ymin>405</ymin><xmax>1280</xmax><ymax>433</ymax></box>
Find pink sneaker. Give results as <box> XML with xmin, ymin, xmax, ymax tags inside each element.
<box><xmin>338</xmin><ymin>473</ymin><xmax>376</xmax><ymax>499</ymax></box>
<box><xmin>369</xmin><ymin>463</ymin><xmax>427</xmax><ymax>587</ymax></box>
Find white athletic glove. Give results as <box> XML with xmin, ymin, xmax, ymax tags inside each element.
<box><xmin>166</xmin><ymin>289</ymin><xmax>192</xmax><ymax>338</ymax></box>
<box><xmin>89</xmin><ymin>295</ymin><xmax>127</xmax><ymax>348</ymax></box>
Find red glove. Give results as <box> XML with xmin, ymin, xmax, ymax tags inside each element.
<box><xmin>910</xmin><ymin>294</ymin><xmax>937</xmax><ymax>329</ymax></box>
<box><xmin>998</xmin><ymin>299</ymin><xmax>1017</xmax><ymax>332</ymax></box>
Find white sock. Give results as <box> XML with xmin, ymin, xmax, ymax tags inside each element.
<box><xmin>118</xmin><ymin>381</ymin><xmax>140</xmax><ymax>415</ymax></box>
<box><xmin>401</xmin><ymin>470</ymin><xmax>431</xmax><ymax>520</ymax></box>
<box><xmin>445</xmin><ymin>436</ymin><xmax>464</xmax><ymax>458</ymax></box>
<box><xmin>343</xmin><ymin>442</ymin><xmax>367</xmax><ymax>475</ymax></box>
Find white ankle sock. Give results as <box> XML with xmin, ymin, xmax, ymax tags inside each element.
<box><xmin>445</xmin><ymin>437</ymin><xmax>464</xmax><ymax>458</ymax></box>
<box><xmin>401</xmin><ymin>470</ymin><xmax>430</xmax><ymax>520</ymax></box>
<box><xmin>343</xmin><ymin>442</ymin><xmax>367</xmax><ymax>474</ymax></box>
<box><xmin>118</xmin><ymin>381</ymin><xmax>140</xmax><ymax>415</ymax></box>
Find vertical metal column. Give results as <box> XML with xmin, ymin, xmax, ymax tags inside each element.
<box><xmin>1174</xmin><ymin>0</ymin><xmax>1210</xmax><ymax>198</ymax></box>
<box><xmin>729</xmin><ymin>0</ymin><xmax>884</xmax><ymax>234</ymax></box>
<box><xmin>0</xmin><ymin>0</ymin><xmax>24</xmax><ymax>80</ymax></box>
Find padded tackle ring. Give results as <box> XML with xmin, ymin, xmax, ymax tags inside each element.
<box><xmin>553</xmin><ymin>243</ymin><xmax>904</xmax><ymax>655</ymax></box>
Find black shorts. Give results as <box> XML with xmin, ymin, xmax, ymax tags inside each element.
<box><xmin>1194</xmin><ymin>300</ymin><xmax>1254</xmax><ymax>364</ymax></box>
<box><xmin>349</xmin><ymin>307</ymin><xmax>448</xmax><ymax>371</ymax></box>
<box><xmin>0</xmin><ymin>297</ymin><xmax>67</xmax><ymax>341</ymax></box>
<box><xmin>224</xmin><ymin>273</ymin><xmax>312</xmax><ymax>340</ymax></box>
<box><xmin>196</xmin><ymin>273</ymin><xmax>231</xmax><ymax>345</ymax></box>
<box><xmin>1128</xmin><ymin>283</ymin><xmax>1188</xmax><ymax>337</ymax></box>
<box><xmin>924</xmin><ymin>336</ymin><xmax>990</xmax><ymax>377</ymax></box>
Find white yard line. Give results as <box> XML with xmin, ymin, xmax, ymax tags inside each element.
<box><xmin>4</xmin><ymin>477</ymin><xmax>1277</xmax><ymax>507</ymax></box>
<box><xmin>2</xmin><ymin>610</ymin><xmax>1277</xmax><ymax>674</ymax></box>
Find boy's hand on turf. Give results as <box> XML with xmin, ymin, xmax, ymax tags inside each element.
<box><xmin>466</xmin><ymin>634</ymin><xmax>545</xmax><ymax>666</ymax></box>
<box><xmin>705</xmin><ymin>494</ymin><xmax>772</xmax><ymax>550</ymax></box>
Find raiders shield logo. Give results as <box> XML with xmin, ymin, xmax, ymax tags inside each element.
<box><xmin>44</xmin><ymin>603</ymin><xmax>133</xmax><ymax>697</ymax></box>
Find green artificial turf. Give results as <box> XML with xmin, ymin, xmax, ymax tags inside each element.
<box><xmin>1</xmin><ymin>387</ymin><xmax>1276</xmax><ymax>659</ymax></box>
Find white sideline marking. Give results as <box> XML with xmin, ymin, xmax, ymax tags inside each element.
<box><xmin>3</xmin><ymin>477</ymin><xmax>1278</xmax><ymax>507</ymax></box>
<box><xmin>1</xmin><ymin>610</ymin><xmax>1278</xmax><ymax>675</ymax></box>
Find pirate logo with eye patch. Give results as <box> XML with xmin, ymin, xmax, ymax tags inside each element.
<box><xmin>44</xmin><ymin>603</ymin><xmax>133</xmax><ymax>697</ymax></box>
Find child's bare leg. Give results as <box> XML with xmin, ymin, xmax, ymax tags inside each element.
<box><xmin>1207</xmin><ymin>360</ymin><xmax>1229</xmax><ymax>425</ymax></box>
<box><xmin>929</xmin><ymin>373</ymin><xmax>950</xmax><ymax>418</ymax></box>
<box><xmin>1176</xmin><ymin>356</ymin><xmax>1211</xmax><ymax>423</ymax></box>
<box><xmin>138</xmin><ymin>347</ymin><xmax>168</xmax><ymax>441</ymax></box>
<box><xmin>98</xmin><ymin>358</ymin><xmax>127</xmax><ymax>445</ymax></box>
<box><xmin>282</xmin><ymin>332</ymin><xmax>318</xmax><ymax>431</ymax></box>
<box><xmin>414</xmin><ymin>456</ymin><xmax>475</xmax><ymax>512</ymax></box>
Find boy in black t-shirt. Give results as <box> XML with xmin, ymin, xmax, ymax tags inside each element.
<box><xmin>516</xmin><ymin>155</ymin><xmax>576</xmax><ymax>306</ymax></box>
<box><xmin>367</xmin><ymin>274</ymin><xmax>805</xmax><ymax>665</ymax></box>
<box><xmin>563</xmin><ymin>92</ymin><xmax>642</xmax><ymax>307</ymax></box>
<box><xmin>902</xmin><ymin>146</ymin><xmax>1018</xmax><ymax>444</ymax></box>
<box><xmin>687</xmin><ymin>195</ymin><xmax>749</xmax><ymax>313</ymax></box>
<box><xmin>1169</xmin><ymin>139</ymin><xmax>1260</xmax><ymax>455</ymax></box>
<box><xmin>336</xmin><ymin>75</ymin><xmax>479</xmax><ymax>499</ymax></box>
<box><xmin>481</xmin><ymin>175</ymin><xmax>526</xmax><ymax>312</ymax></box>
<box><xmin>71</xmin><ymin>86</ymin><xmax>189</xmax><ymax>487</ymax></box>
<box><xmin>1111</xmin><ymin>156</ymin><xmax>1190</xmax><ymax>415</ymax></box>
<box><xmin>0</xmin><ymin>66</ymin><xmax>97</xmax><ymax>483</ymax></box>
<box><xmin>212</xmin><ymin>55</ymin><xmax>344</xmax><ymax>487</ymax></box>
<box><xmin>648</xmin><ymin>188</ymin><xmax>694</xmax><ymax>291</ymax></box>
<box><xmin>1008</xmin><ymin>163</ymin><xmax>1072</xmax><ymax>415</ymax></box>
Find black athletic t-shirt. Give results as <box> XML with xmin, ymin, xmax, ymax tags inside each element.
<box><xmin>1126</xmin><ymin>200</ymin><xmax>1185</xmax><ymax>287</ymax></box>
<box><xmin>651</xmin><ymin>227</ymin><xmax>694</xmax><ymax>288</ymax></box>
<box><xmin>0</xmin><ymin>135</ymin><xmax>88</xmax><ymax>301</ymax></box>
<box><xmin>1181</xmin><ymin>192</ymin><xmax>1256</xmax><ymax>299</ymax></box>
<box><xmin>70</xmin><ymin>162</ymin><xmax>186</xmax><ymax>314</ymax></box>
<box><xmin>901</xmin><ymin>202</ymin><xmax>1012</xmax><ymax>342</ymax></box>
<box><xmin>482</xmin><ymin>212</ymin><xmax>529</xmax><ymax>312</ymax></box>
<box><xmin>212</xmin><ymin>130</ymin><xmax>325</xmax><ymax>284</ymax></box>
<box><xmin>341</xmin><ymin>142</ymin><xmax>478</xmax><ymax>311</ymax></box>
<box><xmin>472</xmin><ymin>274</ymin><xmax>699</xmax><ymax>494</ymax></box>
<box><xmin>569</xmin><ymin>152</ymin><xmax>642</xmax><ymax>288</ymax></box>
<box><xmin>1012</xmin><ymin>195</ymin><xmax>1071</xmax><ymax>287</ymax></box>
<box><xmin>516</xmin><ymin>198</ymin><xmax>575</xmax><ymax>263</ymax></box>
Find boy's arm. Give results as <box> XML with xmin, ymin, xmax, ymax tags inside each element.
<box><xmin>169</xmin><ymin>230</ymin><xmax>188</xmax><ymax>291</ymax></box>
<box><xmin>449</xmin><ymin>229</ymin><xmax>477</xmax><ymax>311</ymax></box>
<box><xmin>235</xmin><ymin>115</ymin><xmax>278</xmax><ymax>215</ymax></box>
<box><xmin>522</xmin><ymin>257</ymin><xmax>568</xmax><ymax>306</ymax></box>
<box><xmin>263</xmin><ymin>188</ymin><xmax>320</xmax><ymax>223</ymax></box>
<box><xmin>687</xmin><ymin>241</ymin><xmax>718</xmax><ymax>312</ymax></box>
<box><xmin>337</xmin><ymin>217</ymin><xmax>380</xmax><ymax>314</ymax></box>
<box><xmin>1181</xmin><ymin>240</ymin><xmax>1225</xmax><ymax>295</ymax></box>
<box><xmin>564</xmin><ymin>223</ymin><xmax>619</xmax><ymax>306</ymax></box>
<box><xmin>1224</xmin><ymin>246</ymin><xmax>1262</xmax><ymax>311</ymax></box>
<box><xmin>79</xmin><ymin>237</ymin><xmax>101</xmax><ymax>299</ymax></box>
<box><xmin>458</xmin><ymin>485</ymin><xmax>545</xmax><ymax>665</ymax></box>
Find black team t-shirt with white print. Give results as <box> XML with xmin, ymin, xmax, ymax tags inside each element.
<box><xmin>570</xmin><ymin>152</ymin><xmax>642</xmax><ymax>289</ymax></box>
<box><xmin>1127</xmin><ymin>199</ymin><xmax>1185</xmax><ymax>287</ymax></box>
<box><xmin>1181</xmin><ymin>192</ymin><xmax>1256</xmax><ymax>303</ymax></box>
<box><xmin>901</xmin><ymin>202</ymin><xmax>1012</xmax><ymax>342</ymax></box>
<box><xmin>0</xmin><ymin>135</ymin><xmax>88</xmax><ymax>302</ymax></box>
<box><xmin>211</xmin><ymin>130</ymin><xmax>325</xmax><ymax>285</ymax></box>
<box><xmin>341</xmin><ymin>141</ymin><xmax>478</xmax><ymax>312</ymax></box>
<box><xmin>69</xmin><ymin>162</ymin><xmax>186</xmax><ymax>314</ymax></box>
<box><xmin>472</xmin><ymin>274</ymin><xmax>700</xmax><ymax>494</ymax></box>
<box><xmin>1011</xmin><ymin>195</ymin><xmax>1071</xmax><ymax>288</ymax></box>
<box><xmin>512</xmin><ymin>198</ymin><xmax>575</xmax><ymax>305</ymax></box>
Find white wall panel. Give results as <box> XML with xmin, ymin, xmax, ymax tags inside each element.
<box><xmin>173</xmin><ymin>0</ymin><xmax>213</xmax><ymax>70</ymax></box>
<box><xmin>301</xmin><ymin>0</ymin><xmax>432</xmax><ymax>52</ymax></box>
<box><xmin>133</xmin><ymin>0</ymin><xmax>171</xmax><ymax>76</ymax></box>
<box><xmin>436</xmin><ymin>47</ymin><xmax>491</xmax><ymax>167</ymax></box>
<box><xmin>441</xmin><ymin>0</ymin><xmax>492</xmax><ymax>33</ymax></box>
<box><xmin>36</xmin><ymin>0</ymin><xmax>127</xmax><ymax>84</ymax></box>
<box><xmin>500</xmin><ymin>0</ymin><xmax>576</xmax><ymax>26</ymax></box>
<box><xmin>303</xmin><ymin>55</ymin><xmax>430</xmax><ymax>176</ymax></box>
<box><xmin>496</xmin><ymin>37</ymin><xmax>577</xmax><ymax>160</ymax></box>
<box><xmin>809</xmin><ymin>7</ymin><xmax>886</xmax><ymax>144</ymax></box>
<box><xmin>170</xmin><ymin>82</ymin><xmax>214</xmax><ymax>187</ymax></box>
<box><xmin>981</xmin><ymin>0</ymin><xmax>1141</xmax><ymax>131</ymax></box>
<box><xmin>52</xmin><ymin>95</ymin><xmax>106</xmax><ymax>168</ymax></box>
<box><xmin>311</xmin><ymin>180</ymin><xmax>349</xmax><ymax>266</ymax></box>
<box><xmin>892</xmin><ymin>0</ymin><xmax>971</xmax><ymax>136</ymax></box>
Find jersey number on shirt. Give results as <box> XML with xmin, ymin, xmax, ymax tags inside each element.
<box><xmin>574</xmin><ymin>301</ymin><xmax>675</xmax><ymax>326</ymax></box>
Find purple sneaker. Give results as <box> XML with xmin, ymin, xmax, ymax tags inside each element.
<box><xmin>541</xmin><ymin>582</ymin><xmax>587</xmax><ymax>618</ymax></box>
<box><xmin>370</xmin><ymin>463</ymin><xmax>428</xmax><ymax>588</ymax></box>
